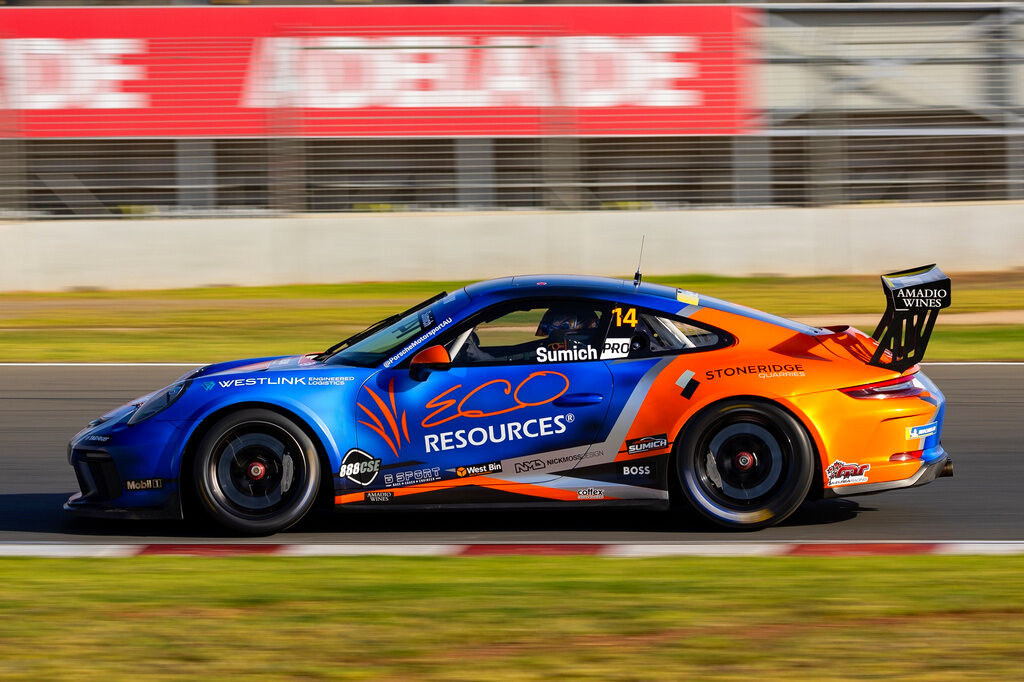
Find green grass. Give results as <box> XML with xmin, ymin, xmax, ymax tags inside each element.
<box><xmin>926</xmin><ymin>325</ymin><xmax>1024</xmax><ymax>361</ymax></box>
<box><xmin>1</xmin><ymin>273</ymin><xmax>1021</xmax><ymax>362</ymax></box>
<box><xmin>0</xmin><ymin>555</ymin><xmax>1022</xmax><ymax>680</ymax></box>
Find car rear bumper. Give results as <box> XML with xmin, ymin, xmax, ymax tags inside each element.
<box><xmin>827</xmin><ymin>447</ymin><xmax>953</xmax><ymax>497</ymax></box>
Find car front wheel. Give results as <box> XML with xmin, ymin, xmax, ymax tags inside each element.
<box><xmin>676</xmin><ymin>400</ymin><xmax>815</xmax><ymax>530</ymax></box>
<box><xmin>193</xmin><ymin>408</ymin><xmax>321</xmax><ymax>535</ymax></box>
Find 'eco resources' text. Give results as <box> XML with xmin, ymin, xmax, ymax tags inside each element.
<box><xmin>425</xmin><ymin>414</ymin><xmax>572</xmax><ymax>453</ymax></box>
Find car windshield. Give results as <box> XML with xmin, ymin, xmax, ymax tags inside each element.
<box><xmin>326</xmin><ymin>292</ymin><xmax>456</xmax><ymax>367</ymax></box>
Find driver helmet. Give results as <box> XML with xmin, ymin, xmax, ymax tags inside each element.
<box><xmin>536</xmin><ymin>306</ymin><xmax>599</xmax><ymax>337</ymax></box>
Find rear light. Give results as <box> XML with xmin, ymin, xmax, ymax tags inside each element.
<box><xmin>840</xmin><ymin>374</ymin><xmax>923</xmax><ymax>399</ymax></box>
<box><xmin>890</xmin><ymin>450</ymin><xmax>924</xmax><ymax>462</ymax></box>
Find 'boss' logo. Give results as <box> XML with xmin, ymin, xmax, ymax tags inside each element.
<box><xmin>622</xmin><ymin>465</ymin><xmax>652</xmax><ymax>476</ymax></box>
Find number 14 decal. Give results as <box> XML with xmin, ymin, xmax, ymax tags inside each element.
<box><xmin>612</xmin><ymin>307</ymin><xmax>638</xmax><ymax>327</ymax></box>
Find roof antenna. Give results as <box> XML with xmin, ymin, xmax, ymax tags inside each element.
<box><xmin>633</xmin><ymin>234</ymin><xmax>646</xmax><ymax>287</ymax></box>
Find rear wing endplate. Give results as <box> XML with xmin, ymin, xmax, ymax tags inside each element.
<box><xmin>870</xmin><ymin>264</ymin><xmax>951</xmax><ymax>372</ymax></box>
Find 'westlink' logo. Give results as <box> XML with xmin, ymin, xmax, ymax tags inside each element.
<box><xmin>217</xmin><ymin>376</ymin><xmax>308</xmax><ymax>388</ymax></box>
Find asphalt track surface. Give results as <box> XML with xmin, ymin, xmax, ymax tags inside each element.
<box><xmin>0</xmin><ymin>364</ymin><xmax>1020</xmax><ymax>543</ymax></box>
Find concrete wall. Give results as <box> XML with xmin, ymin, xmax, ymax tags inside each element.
<box><xmin>1</xmin><ymin>202</ymin><xmax>1021</xmax><ymax>291</ymax></box>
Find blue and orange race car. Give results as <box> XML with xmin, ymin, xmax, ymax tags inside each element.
<box><xmin>66</xmin><ymin>266</ymin><xmax>953</xmax><ymax>533</ymax></box>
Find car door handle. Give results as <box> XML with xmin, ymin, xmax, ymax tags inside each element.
<box><xmin>553</xmin><ymin>393</ymin><xmax>604</xmax><ymax>407</ymax></box>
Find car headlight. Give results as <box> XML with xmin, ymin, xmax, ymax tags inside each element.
<box><xmin>127</xmin><ymin>381</ymin><xmax>191</xmax><ymax>425</ymax></box>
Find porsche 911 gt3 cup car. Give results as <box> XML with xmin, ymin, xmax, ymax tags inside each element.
<box><xmin>66</xmin><ymin>265</ymin><xmax>953</xmax><ymax>533</ymax></box>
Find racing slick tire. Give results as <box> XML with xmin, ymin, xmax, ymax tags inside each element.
<box><xmin>193</xmin><ymin>409</ymin><xmax>321</xmax><ymax>535</ymax></box>
<box><xmin>676</xmin><ymin>400</ymin><xmax>814</xmax><ymax>531</ymax></box>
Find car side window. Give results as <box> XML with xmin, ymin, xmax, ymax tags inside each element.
<box><xmin>450</xmin><ymin>301</ymin><xmax>609</xmax><ymax>365</ymax></box>
<box><xmin>605</xmin><ymin>304</ymin><xmax>726</xmax><ymax>359</ymax></box>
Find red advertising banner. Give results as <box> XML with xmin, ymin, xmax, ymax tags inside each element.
<box><xmin>0</xmin><ymin>6</ymin><xmax>754</xmax><ymax>138</ymax></box>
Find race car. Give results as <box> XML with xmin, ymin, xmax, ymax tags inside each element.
<box><xmin>66</xmin><ymin>265</ymin><xmax>953</xmax><ymax>533</ymax></box>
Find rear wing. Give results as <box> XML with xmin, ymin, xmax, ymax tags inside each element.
<box><xmin>869</xmin><ymin>264</ymin><xmax>951</xmax><ymax>372</ymax></box>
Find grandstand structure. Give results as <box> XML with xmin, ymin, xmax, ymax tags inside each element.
<box><xmin>1</xmin><ymin>2</ymin><xmax>1023</xmax><ymax>216</ymax></box>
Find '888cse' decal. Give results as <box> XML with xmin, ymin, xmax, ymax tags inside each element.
<box><xmin>339</xmin><ymin>449</ymin><xmax>382</xmax><ymax>487</ymax></box>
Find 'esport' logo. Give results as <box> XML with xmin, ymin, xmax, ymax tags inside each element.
<box><xmin>339</xmin><ymin>449</ymin><xmax>381</xmax><ymax>487</ymax></box>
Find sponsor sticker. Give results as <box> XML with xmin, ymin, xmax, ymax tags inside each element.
<box><xmin>704</xmin><ymin>364</ymin><xmax>805</xmax><ymax>381</ymax></box>
<box><xmin>364</xmin><ymin>491</ymin><xmax>393</xmax><ymax>503</ymax></box>
<box><xmin>425</xmin><ymin>414</ymin><xmax>573</xmax><ymax>453</ymax></box>
<box><xmin>339</xmin><ymin>449</ymin><xmax>381</xmax><ymax>487</ymax></box>
<box><xmin>907</xmin><ymin>422</ymin><xmax>939</xmax><ymax>440</ymax></box>
<box><xmin>124</xmin><ymin>478</ymin><xmax>164</xmax><ymax>491</ymax></box>
<box><xmin>216</xmin><ymin>376</ymin><xmax>310</xmax><ymax>388</ymax></box>
<box><xmin>423</xmin><ymin>371</ymin><xmax>568</xmax><ymax>427</ymax></box>
<box><xmin>626</xmin><ymin>434</ymin><xmax>669</xmax><ymax>455</ymax></box>
<box><xmin>514</xmin><ymin>450</ymin><xmax>603</xmax><ymax>473</ymax></box>
<box><xmin>308</xmin><ymin>376</ymin><xmax>355</xmax><ymax>386</ymax></box>
<box><xmin>577</xmin><ymin>487</ymin><xmax>605</xmax><ymax>500</ymax></box>
<box><xmin>382</xmin><ymin>316</ymin><xmax>453</xmax><ymax>368</ymax></box>
<box><xmin>455</xmin><ymin>461</ymin><xmax>503</xmax><ymax>477</ymax></box>
<box><xmin>600</xmin><ymin>337</ymin><xmax>632</xmax><ymax>360</ymax></box>
<box><xmin>383</xmin><ymin>466</ymin><xmax>442</xmax><ymax>488</ymax></box>
<box><xmin>892</xmin><ymin>287</ymin><xmax>950</xmax><ymax>311</ymax></box>
<box><xmin>205</xmin><ymin>375</ymin><xmax>355</xmax><ymax>390</ymax></box>
<box><xmin>622</xmin><ymin>464</ymin><xmax>653</xmax><ymax>477</ymax></box>
<box><xmin>826</xmin><ymin>460</ymin><xmax>870</xmax><ymax>486</ymax></box>
<box><xmin>514</xmin><ymin>459</ymin><xmax>546</xmax><ymax>474</ymax></box>
<box><xmin>84</xmin><ymin>435</ymin><xmax>110</xmax><ymax>443</ymax></box>
<box><xmin>545</xmin><ymin>450</ymin><xmax>602</xmax><ymax>467</ymax></box>
<box><xmin>536</xmin><ymin>345</ymin><xmax>597</xmax><ymax>363</ymax></box>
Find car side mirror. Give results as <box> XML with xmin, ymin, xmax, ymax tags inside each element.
<box><xmin>409</xmin><ymin>344</ymin><xmax>451</xmax><ymax>381</ymax></box>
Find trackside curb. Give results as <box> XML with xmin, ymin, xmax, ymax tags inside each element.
<box><xmin>0</xmin><ymin>542</ymin><xmax>1023</xmax><ymax>558</ymax></box>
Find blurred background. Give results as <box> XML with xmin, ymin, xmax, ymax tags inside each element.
<box><xmin>1</xmin><ymin>0</ymin><xmax>1023</xmax><ymax>289</ymax></box>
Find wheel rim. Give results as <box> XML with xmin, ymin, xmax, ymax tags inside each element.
<box><xmin>207</xmin><ymin>422</ymin><xmax>307</xmax><ymax>517</ymax></box>
<box><xmin>695</xmin><ymin>416</ymin><xmax>791</xmax><ymax>509</ymax></box>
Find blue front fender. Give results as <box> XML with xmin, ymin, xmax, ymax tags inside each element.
<box><xmin>165</xmin><ymin>394</ymin><xmax>349</xmax><ymax>480</ymax></box>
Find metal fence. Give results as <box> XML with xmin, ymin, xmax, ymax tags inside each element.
<box><xmin>2</xmin><ymin>3</ymin><xmax>1024</xmax><ymax>217</ymax></box>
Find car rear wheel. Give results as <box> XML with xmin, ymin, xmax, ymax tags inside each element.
<box><xmin>676</xmin><ymin>400</ymin><xmax>814</xmax><ymax>530</ymax></box>
<box><xmin>194</xmin><ymin>409</ymin><xmax>320</xmax><ymax>535</ymax></box>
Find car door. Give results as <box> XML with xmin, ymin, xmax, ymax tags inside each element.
<box><xmin>570</xmin><ymin>303</ymin><xmax>731</xmax><ymax>486</ymax></box>
<box><xmin>354</xmin><ymin>298</ymin><xmax>615</xmax><ymax>497</ymax></box>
